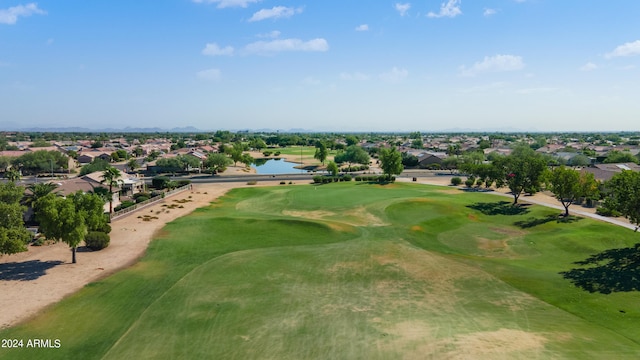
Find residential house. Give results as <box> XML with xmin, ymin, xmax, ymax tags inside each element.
<box><xmin>581</xmin><ymin>163</ymin><xmax>640</xmax><ymax>182</ymax></box>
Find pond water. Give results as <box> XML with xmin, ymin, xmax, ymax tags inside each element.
<box><xmin>253</xmin><ymin>158</ymin><xmax>303</xmax><ymax>174</ymax></box>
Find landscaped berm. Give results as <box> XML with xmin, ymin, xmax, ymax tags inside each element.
<box><xmin>2</xmin><ymin>182</ymin><xmax>640</xmax><ymax>359</ymax></box>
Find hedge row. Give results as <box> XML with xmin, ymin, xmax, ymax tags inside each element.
<box><xmin>354</xmin><ymin>175</ymin><xmax>396</xmax><ymax>183</ymax></box>
<box><xmin>312</xmin><ymin>175</ymin><xmax>353</xmax><ymax>184</ymax></box>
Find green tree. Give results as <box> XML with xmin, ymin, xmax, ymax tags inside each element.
<box><xmin>240</xmin><ymin>153</ymin><xmax>254</xmax><ymax>168</ymax></box>
<box><xmin>547</xmin><ymin>166</ymin><xmax>584</xmax><ymax>216</ymax></box>
<box><xmin>70</xmin><ymin>191</ymin><xmax>109</xmax><ymax>233</ymax></box>
<box><xmin>345</xmin><ymin>135</ymin><xmax>359</xmax><ymax>146</ymax></box>
<box><xmin>379</xmin><ymin>147</ymin><xmax>404</xmax><ymax>181</ymax></box>
<box><xmin>249</xmin><ymin>137</ymin><xmax>267</xmax><ymax>150</ymax></box>
<box><xmin>603</xmin><ymin>171</ymin><xmax>640</xmax><ymax>231</ymax></box>
<box><xmin>36</xmin><ymin>194</ymin><xmax>87</xmax><ymax>263</ymax></box>
<box><xmin>314</xmin><ymin>141</ymin><xmax>328</xmax><ymax>165</ymax></box>
<box><xmin>225</xmin><ymin>142</ymin><xmax>245</xmax><ymax>166</ymax></box>
<box><xmin>80</xmin><ymin>158</ymin><xmax>110</xmax><ymax>176</ymax></box>
<box><xmin>441</xmin><ymin>156</ymin><xmax>459</xmax><ymax>173</ymax></box>
<box><xmin>204</xmin><ymin>153</ymin><xmax>232</xmax><ymax>174</ymax></box>
<box><xmin>401</xmin><ymin>152</ymin><xmax>419</xmax><ymax>167</ymax></box>
<box><xmin>334</xmin><ymin>146</ymin><xmax>370</xmax><ymax>168</ymax></box>
<box><xmin>603</xmin><ymin>150</ymin><xmax>638</xmax><ymax>164</ymax></box>
<box><xmin>13</xmin><ymin>150</ymin><xmax>69</xmax><ymax>175</ymax></box>
<box><xmin>5</xmin><ymin>168</ymin><xmax>21</xmax><ymax>182</ymax></box>
<box><xmin>568</xmin><ymin>154</ymin><xmax>591</xmax><ymax>167</ymax></box>
<box><xmin>0</xmin><ymin>182</ymin><xmax>31</xmax><ymax>255</ymax></box>
<box><xmin>0</xmin><ymin>155</ymin><xmax>11</xmax><ymax>172</ymax></box>
<box><xmin>110</xmin><ymin>149</ymin><xmax>129</xmax><ymax>162</ymax></box>
<box><xmin>23</xmin><ymin>182</ymin><xmax>59</xmax><ymax>221</ymax></box>
<box><xmin>101</xmin><ymin>167</ymin><xmax>122</xmax><ymax>214</ymax></box>
<box><xmin>492</xmin><ymin>147</ymin><xmax>547</xmax><ymax>205</ymax></box>
<box><xmin>326</xmin><ymin>161</ymin><xmax>338</xmax><ymax>176</ymax></box>
<box><xmin>127</xmin><ymin>158</ymin><xmax>139</xmax><ymax>173</ymax></box>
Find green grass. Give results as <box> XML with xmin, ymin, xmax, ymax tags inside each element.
<box><xmin>268</xmin><ymin>146</ymin><xmax>339</xmax><ymax>163</ymax></box>
<box><xmin>2</xmin><ymin>183</ymin><xmax>640</xmax><ymax>359</ymax></box>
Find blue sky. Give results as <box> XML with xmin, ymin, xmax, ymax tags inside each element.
<box><xmin>1</xmin><ymin>1</ymin><xmax>639</xmax><ymax>132</ymax></box>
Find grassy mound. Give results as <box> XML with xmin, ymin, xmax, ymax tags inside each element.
<box><xmin>2</xmin><ymin>183</ymin><xmax>640</xmax><ymax>359</ymax></box>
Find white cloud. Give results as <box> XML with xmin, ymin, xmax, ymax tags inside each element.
<box><xmin>197</xmin><ymin>68</ymin><xmax>221</xmax><ymax>81</ymax></box>
<box><xmin>379</xmin><ymin>67</ymin><xmax>408</xmax><ymax>82</ymax></box>
<box><xmin>605</xmin><ymin>40</ymin><xmax>640</xmax><ymax>59</ymax></box>
<box><xmin>192</xmin><ymin>0</ymin><xmax>259</xmax><ymax>8</ymax></box>
<box><xmin>202</xmin><ymin>43</ymin><xmax>234</xmax><ymax>56</ymax></box>
<box><xmin>459</xmin><ymin>54</ymin><xmax>525</xmax><ymax>76</ymax></box>
<box><xmin>340</xmin><ymin>72</ymin><xmax>370</xmax><ymax>81</ymax></box>
<box><xmin>245</xmin><ymin>38</ymin><xmax>329</xmax><ymax>54</ymax></box>
<box><xmin>355</xmin><ymin>24</ymin><xmax>369</xmax><ymax>32</ymax></box>
<box><xmin>248</xmin><ymin>6</ymin><xmax>302</xmax><ymax>22</ymax></box>
<box><xmin>427</xmin><ymin>0</ymin><xmax>462</xmax><ymax>18</ymax></box>
<box><xmin>0</xmin><ymin>3</ymin><xmax>46</xmax><ymax>25</ymax></box>
<box><xmin>580</xmin><ymin>62</ymin><xmax>598</xmax><ymax>72</ymax></box>
<box><xmin>395</xmin><ymin>3</ymin><xmax>411</xmax><ymax>16</ymax></box>
<box><xmin>483</xmin><ymin>8</ymin><xmax>497</xmax><ymax>17</ymax></box>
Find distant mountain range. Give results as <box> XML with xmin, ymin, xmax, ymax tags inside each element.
<box><xmin>3</xmin><ymin>125</ymin><xmax>541</xmax><ymax>134</ymax></box>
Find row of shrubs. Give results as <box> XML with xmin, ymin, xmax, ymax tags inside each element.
<box><xmin>262</xmin><ymin>150</ymin><xmax>282</xmax><ymax>156</ymax></box>
<box><xmin>312</xmin><ymin>175</ymin><xmax>397</xmax><ymax>183</ymax></box>
<box><xmin>340</xmin><ymin>165</ymin><xmax>369</xmax><ymax>172</ymax></box>
<box><xmin>312</xmin><ymin>175</ymin><xmax>353</xmax><ymax>183</ymax></box>
<box><xmin>355</xmin><ymin>175</ymin><xmax>396</xmax><ymax>183</ymax></box>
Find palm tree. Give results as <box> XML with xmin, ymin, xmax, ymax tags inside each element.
<box><xmin>23</xmin><ymin>182</ymin><xmax>59</xmax><ymax>208</ymax></box>
<box><xmin>101</xmin><ymin>167</ymin><xmax>122</xmax><ymax>213</ymax></box>
<box><xmin>23</xmin><ymin>182</ymin><xmax>59</xmax><ymax>224</ymax></box>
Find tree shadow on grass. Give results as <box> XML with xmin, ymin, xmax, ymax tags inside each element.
<box><xmin>0</xmin><ymin>260</ymin><xmax>64</xmax><ymax>281</ymax></box>
<box><xmin>466</xmin><ymin>201</ymin><xmax>530</xmax><ymax>216</ymax></box>
<box><xmin>514</xmin><ymin>215</ymin><xmax>582</xmax><ymax>229</ymax></box>
<box><xmin>560</xmin><ymin>244</ymin><xmax>640</xmax><ymax>294</ymax></box>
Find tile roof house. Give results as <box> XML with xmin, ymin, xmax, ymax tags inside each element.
<box><xmin>581</xmin><ymin>163</ymin><xmax>640</xmax><ymax>182</ymax></box>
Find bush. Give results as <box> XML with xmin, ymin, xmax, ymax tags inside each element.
<box><xmin>152</xmin><ymin>176</ymin><xmax>171</xmax><ymax>189</ymax></box>
<box><xmin>274</xmin><ymin>151</ymin><xmax>281</xmax><ymax>156</ymax></box>
<box><xmin>280</xmin><ymin>181</ymin><xmax>286</xmax><ymax>185</ymax></box>
<box><xmin>114</xmin><ymin>200</ymin><xmax>135</xmax><ymax>211</ymax></box>
<box><xmin>313</xmin><ymin>175</ymin><xmax>323</xmax><ymax>184</ymax></box>
<box><xmin>343</xmin><ymin>174</ymin><xmax>352</xmax><ymax>182</ymax></box>
<box><xmin>263</xmin><ymin>151</ymin><xmax>272</xmax><ymax>156</ymax></box>
<box><xmin>246</xmin><ymin>181</ymin><xmax>257</xmax><ymax>185</ymax></box>
<box><xmin>85</xmin><ymin>231</ymin><xmax>110</xmax><ymax>250</ymax></box>
<box><xmin>135</xmin><ymin>196</ymin><xmax>150</xmax><ymax>203</ymax></box>
<box><xmin>465</xmin><ymin>177</ymin><xmax>475</xmax><ymax>188</ymax></box>
<box><xmin>596</xmin><ymin>207</ymin><xmax>622</xmax><ymax>217</ymax></box>
<box><xmin>451</xmin><ymin>177</ymin><xmax>462</xmax><ymax>186</ymax></box>
<box><xmin>176</xmin><ymin>179</ymin><xmax>191</xmax><ymax>188</ymax></box>
<box><xmin>133</xmin><ymin>192</ymin><xmax>151</xmax><ymax>200</ymax></box>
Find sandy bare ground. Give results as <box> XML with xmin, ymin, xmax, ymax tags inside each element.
<box><xmin>0</xmin><ymin>169</ymin><xmax>634</xmax><ymax>330</ymax></box>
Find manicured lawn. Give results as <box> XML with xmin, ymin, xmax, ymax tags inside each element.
<box><xmin>269</xmin><ymin>146</ymin><xmax>339</xmax><ymax>163</ymax></box>
<box><xmin>2</xmin><ymin>183</ymin><xmax>640</xmax><ymax>359</ymax></box>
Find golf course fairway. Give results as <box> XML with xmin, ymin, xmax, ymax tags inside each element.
<box><xmin>2</xmin><ymin>182</ymin><xmax>639</xmax><ymax>359</ymax></box>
